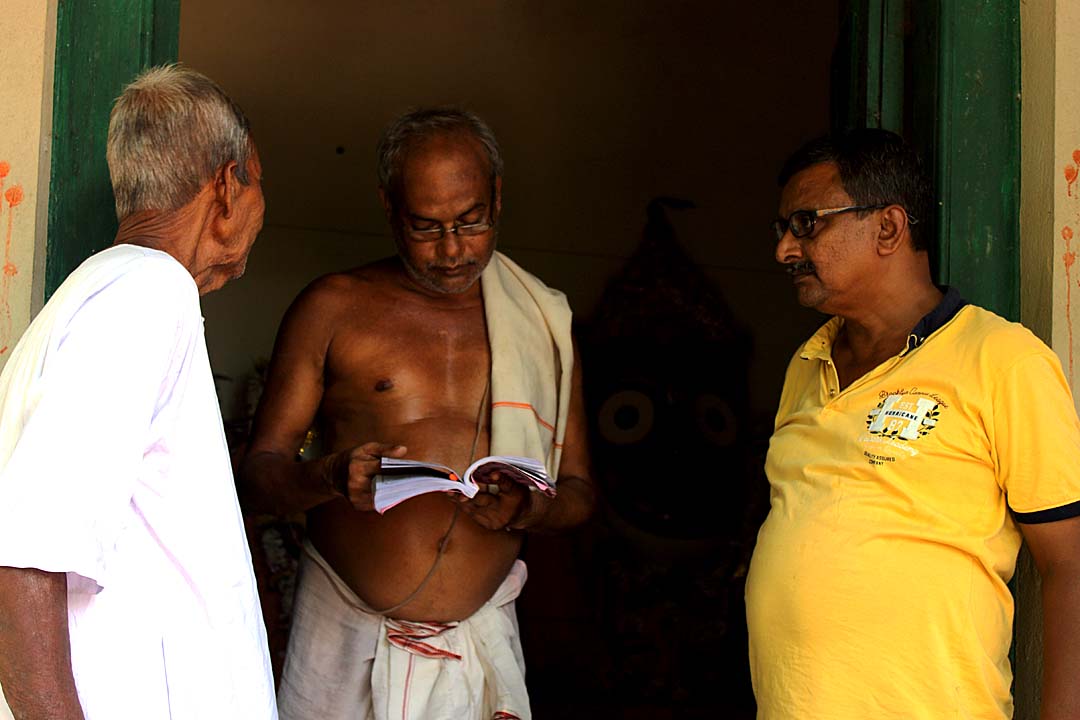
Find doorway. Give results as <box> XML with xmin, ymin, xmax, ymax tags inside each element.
<box><xmin>178</xmin><ymin>2</ymin><xmax>835</xmax><ymax>716</ymax></box>
<box><xmin>41</xmin><ymin>0</ymin><xmax>1023</xmax><ymax>716</ymax></box>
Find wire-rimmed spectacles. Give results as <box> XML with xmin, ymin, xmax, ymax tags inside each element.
<box><xmin>771</xmin><ymin>204</ymin><xmax>900</xmax><ymax>241</ymax></box>
<box><xmin>407</xmin><ymin>221</ymin><xmax>493</xmax><ymax>242</ymax></box>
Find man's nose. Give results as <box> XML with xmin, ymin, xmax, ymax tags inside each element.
<box><xmin>775</xmin><ymin>229</ymin><xmax>802</xmax><ymax>265</ymax></box>
<box><xmin>437</xmin><ymin>230</ymin><xmax>464</xmax><ymax>259</ymax></box>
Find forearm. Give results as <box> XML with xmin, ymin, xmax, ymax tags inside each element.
<box><xmin>514</xmin><ymin>475</ymin><xmax>595</xmax><ymax>533</ymax></box>
<box><xmin>0</xmin><ymin>567</ymin><xmax>84</xmax><ymax>720</ymax></box>
<box><xmin>1039</xmin><ymin>566</ymin><xmax>1080</xmax><ymax>720</ymax></box>
<box><xmin>239</xmin><ymin>450</ymin><xmax>341</xmax><ymax>516</ymax></box>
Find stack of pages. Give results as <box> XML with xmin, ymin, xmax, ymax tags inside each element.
<box><xmin>374</xmin><ymin>455</ymin><xmax>556</xmax><ymax>513</ymax></box>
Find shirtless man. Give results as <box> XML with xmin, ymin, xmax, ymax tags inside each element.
<box><xmin>241</xmin><ymin>108</ymin><xmax>594</xmax><ymax>719</ymax></box>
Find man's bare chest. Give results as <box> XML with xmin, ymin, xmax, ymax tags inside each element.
<box><xmin>322</xmin><ymin>306</ymin><xmax>491</xmax><ymax>410</ymax></box>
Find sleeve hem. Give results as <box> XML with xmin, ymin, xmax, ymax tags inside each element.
<box><xmin>66</xmin><ymin>571</ymin><xmax>103</xmax><ymax>595</ymax></box>
<box><xmin>1013</xmin><ymin>499</ymin><xmax>1080</xmax><ymax>524</ymax></box>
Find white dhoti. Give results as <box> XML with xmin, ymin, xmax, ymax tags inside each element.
<box><xmin>277</xmin><ymin>542</ymin><xmax>530</xmax><ymax>720</ymax></box>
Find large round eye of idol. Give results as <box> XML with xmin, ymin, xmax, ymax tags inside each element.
<box><xmin>597</xmin><ymin>390</ymin><xmax>655</xmax><ymax>445</ymax></box>
<box><xmin>695</xmin><ymin>394</ymin><xmax>737</xmax><ymax>447</ymax></box>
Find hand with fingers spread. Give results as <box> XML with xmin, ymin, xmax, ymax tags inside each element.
<box><xmin>327</xmin><ymin>442</ymin><xmax>407</xmax><ymax>511</ymax></box>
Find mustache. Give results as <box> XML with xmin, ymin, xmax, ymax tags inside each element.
<box><xmin>429</xmin><ymin>260</ymin><xmax>478</xmax><ymax>271</ymax></box>
<box><xmin>787</xmin><ymin>260</ymin><xmax>816</xmax><ymax>275</ymax></box>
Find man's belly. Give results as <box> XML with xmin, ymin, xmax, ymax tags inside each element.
<box><xmin>307</xmin><ymin>493</ymin><xmax>522</xmax><ymax>622</ymax></box>
<box><xmin>312</xmin><ymin>405</ymin><xmax>521</xmax><ymax>620</ymax></box>
<box><xmin>745</xmin><ymin>508</ymin><xmax>1015</xmax><ymax>718</ymax></box>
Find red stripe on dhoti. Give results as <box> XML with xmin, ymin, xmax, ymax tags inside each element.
<box><xmin>386</xmin><ymin>619</ymin><xmax>462</xmax><ymax>661</ymax></box>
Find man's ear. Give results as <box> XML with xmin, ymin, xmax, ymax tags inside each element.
<box><xmin>214</xmin><ymin>160</ymin><xmax>241</xmax><ymax>220</ymax></box>
<box><xmin>492</xmin><ymin>176</ymin><xmax>503</xmax><ymax>221</ymax></box>
<box><xmin>377</xmin><ymin>187</ymin><xmax>394</xmax><ymax>222</ymax></box>
<box><xmin>876</xmin><ymin>205</ymin><xmax>909</xmax><ymax>256</ymax></box>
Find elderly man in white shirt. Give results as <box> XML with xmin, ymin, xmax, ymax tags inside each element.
<box><xmin>0</xmin><ymin>65</ymin><xmax>276</xmax><ymax>719</ymax></box>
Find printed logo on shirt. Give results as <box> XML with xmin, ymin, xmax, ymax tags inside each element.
<box><xmin>866</xmin><ymin>394</ymin><xmax>942</xmax><ymax>440</ymax></box>
<box><xmin>859</xmin><ymin>389</ymin><xmax>948</xmax><ymax>465</ymax></box>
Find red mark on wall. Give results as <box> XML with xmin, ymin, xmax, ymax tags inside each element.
<box><xmin>0</xmin><ymin>163</ymin><xmax>22</xmax><ymax>356</ymax></box>
<box><xmin>1066</xmin><ymin>151</ymin><xmax>1080</xmax><ymax>197</ymax></box>
<box><xmin>1062</xmin><ymin>151</ymin><xmax>1080</xmax><ymax>385</ymax></box>
<box><xmin>1065</xmin><ymin>225</ymin><xmax>1077</xmax><ymax>378</ymax></box>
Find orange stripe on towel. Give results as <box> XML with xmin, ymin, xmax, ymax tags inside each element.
<box><xmin>492</xmin><ymin>401</ymin><xmax>555</xmax><ymax>432</ymax></box>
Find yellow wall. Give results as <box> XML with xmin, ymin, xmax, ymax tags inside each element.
<box><xmin>1016</xmin><ymin>1</ymin><xmax>1079</xmax><ymax>716</ymax></box>
<box><xmin>0</xmin><ymin>0</ymin><xmax>55</xmax><ymax>375</ymax></box>
<box><xmin>179</xmin><ymin>0</ymin><xmax>835</xmax><ymax>421</ymax></box>
<box><xmin>0</xmin><ymin>0</ymin><xmax>54</xmax><ymax>712</ymax></box>
<box><xmin>1048</xmin><ymin>2</ymin><xmax>1080</xmax><ymax>385</ymax></box>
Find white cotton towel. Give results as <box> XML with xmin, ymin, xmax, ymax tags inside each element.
<box><xmin>481</xmin><ymin>252</ymin><xmax>574</xmax><ymax>480</ymax></box>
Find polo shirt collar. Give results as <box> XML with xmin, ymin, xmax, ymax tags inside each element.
<box><xmin>902</xmin><ymin>286</ymin><xmax>967</xmax><ymax>355</ymax></box>
<box><xmin>799</xmin><ymin>286</ymin><xmax>968</xmax><ymax>362</ymax></box>
<box><xmin>800</xmin><ymin>317</ymin><xmax>844</xmax><ymax>362</ymax></box>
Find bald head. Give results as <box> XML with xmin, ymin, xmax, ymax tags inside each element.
<box><xmin>396</xmin><ymin>132</ymin><xmax>493</xmax><ymax>211</ymax></box>
<box><xmin>376</xmin><ymin>107</ymin><xmax>502</xmax><ymax>208</ymax></box>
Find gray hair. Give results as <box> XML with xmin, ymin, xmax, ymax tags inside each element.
<box><xmin>376</xmin><ymin>107</ymin><xmax>503</xmax><ymax>197</ymax></box>
<box><xmin>107</xmin><ymin>64</ymin><xmax>252</xmax><ymax>220</ymax></box>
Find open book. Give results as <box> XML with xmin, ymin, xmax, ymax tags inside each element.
<box><xmin>373</xmin><ymin>455</ymin><xmax>557</xmax><ymax>514</ymax></box>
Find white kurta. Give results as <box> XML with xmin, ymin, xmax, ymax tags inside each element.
<box><xmin>0</xmin><ymin>244</ymin><xmax>276</xmax><ymax>719</ymax></box>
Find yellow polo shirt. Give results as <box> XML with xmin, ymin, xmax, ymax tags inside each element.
<box><xmin>746</xmin><ymin>295</ymin><xmax>1080</xmax><ymax>719</ymax></box>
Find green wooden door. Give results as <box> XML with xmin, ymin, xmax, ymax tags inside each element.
<box><xmin>832</xmin><ymin>0</ymin><xmax>1020</xmax><ymax>321</ymax></box>
<box><xmin>47</xmin><ymin>0</ymin><xmax>181</xmax><ymax>298</ymax></box>
<box><xmin>832</xmin><ymin>0</ymin><xmax>906</xmax><ymax>134</ymax></box>
<box><xmin>928</xmin><ymin>0</ymin><xmax>1020</xmax><ymax>321</ymax></box>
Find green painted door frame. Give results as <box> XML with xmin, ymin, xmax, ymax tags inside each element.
<box><xmin>931</xmin><ymin>0</ymin><xmax>1020</xmax><ymax>321</ymax></box>
<box><xmin>832</xmin><ymin>0</ymin><xmax>906</xmax><ymax>133</ymax></box>
<box><xmin>46</xmin><ymin>0</ymin><xmax>180</xmax><ymax>298</ymax></box>
<box><xmin>834</xmin><ymin>0</ymin><xmax>1020</xmax><ymax>321</ymax></box>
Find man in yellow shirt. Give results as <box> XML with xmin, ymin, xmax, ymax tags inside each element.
<box><xmin>746</xmin><ymin>128</ymin><xmax>1080</xmax><ymax>719</ymax></box>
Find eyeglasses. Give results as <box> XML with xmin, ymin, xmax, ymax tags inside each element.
<box><xmin>771</xmin><ymin>204</ymin><xmax>892</xmax><ymax>241</ymax></box>
<box><xmin>407</xmin><ymin>220</ymin><xmax>493</xmax><ymax>242</ymax></box>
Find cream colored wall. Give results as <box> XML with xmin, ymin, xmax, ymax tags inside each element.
<box><xmin>0</xmin><ymin>0</ymin><xmax>55</xmax><ymax>375</ymax></box>
<box><xmin>1016</xmin><ymin>1</ymin><xmax>1079</xmax><ymax>716</ymax></box>
<box><xmin>0</xmin><ymin>1</ymin><xmax>54</xmax><ymax>715</ymax></box>
<box><xmin>179</xmin><ymin>0</ymin><xmax>834</xmax><ymax>421</ymax></box>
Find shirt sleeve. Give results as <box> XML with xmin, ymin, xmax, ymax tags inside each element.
<box><xmin>994</xmin><ymin>348</ymin><xmax>1080</xmax><ymax>523</ymax></box>
<box><xmin>0</xmin><ymin>260</ymin><xmax>197</xmax><ymax>591</ymax></box>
